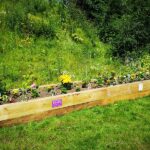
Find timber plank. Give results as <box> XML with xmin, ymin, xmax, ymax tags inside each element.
<box><xmin>0</xmin><ymin>80</ymin><xmax>150</xmax><ymax>127</ymax></box>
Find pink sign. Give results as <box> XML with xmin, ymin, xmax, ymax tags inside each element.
<box><xmin>52</xmin><ymin>99</ymin><xmax>62</xmax><ymax>108</ymax></box>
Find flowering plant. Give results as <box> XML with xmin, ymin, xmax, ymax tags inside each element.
<box><xmin>59</xmin><ymin>74</ymin><xmax>72</xmax><ymax>84</ymax></box>
<box><xmin>30</xmin><ymin>83</ymin><xmax>37</xmax><ymax>89</ymax></box>
<box><xmin>59</xmin><ymin>74</ymin><xmax>72</xmax><ymax>90</ymax></box>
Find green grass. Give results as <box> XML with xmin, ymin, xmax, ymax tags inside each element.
<box><xmin>1</xmin><ymin>0</ymin><xmax>149</xmax><ymax>89</ymax></box>
<box><xmin>0</xmin><ymin>96</ymin><xmax>150</xmax><ymax>150</ymax></box>
<box><xmin>0</xmin><ymin>0</ymin><xmax>113</xmax><ymax>89</ymax></box>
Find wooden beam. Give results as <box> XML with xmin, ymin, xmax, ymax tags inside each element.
<box><xmin>0</xmin><ymin>80</ymin><xmax>150</xmax><ymax>127</ymax></box>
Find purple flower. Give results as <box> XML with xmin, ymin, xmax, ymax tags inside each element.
<box><xmin>31</xmin><ymin>83</ymin><xmax>36</xmax><ymax>89</ymax></box>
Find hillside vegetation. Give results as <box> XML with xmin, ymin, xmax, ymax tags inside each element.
<box><xmin>0</xmin><ymin>0</ymin><xmax>149</xmax><ymax>89</ymax></box>
<box><xmin>78</xmin><ymin>0</ymin><xmax>150</xmax><ymax>58</ymax></box>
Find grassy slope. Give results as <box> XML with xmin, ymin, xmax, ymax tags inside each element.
<box><xmin>0</xmin><ymin>0</ymin><xmax>149</xmax><ymax>89</ymax></box>
<box><xmin>0</xmin><ymin>96</ymin><xmax>150</xmax><ymax>150</ymax></box>
<box><xmin>0</xmin><ymin>0</ymin><xmax>136</xmax><ymax>89</ymax></box>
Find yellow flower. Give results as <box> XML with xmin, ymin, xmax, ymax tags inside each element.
<box><xmin>59</xmin><ymin>74</ymin><xmax>72</xmax><ymax>84</ymax></box>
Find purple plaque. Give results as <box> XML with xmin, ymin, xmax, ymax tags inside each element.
<box><xmin>52</xmin><ymin>99</ymin><xmax>62</xmax><ymax>108</ymax></box>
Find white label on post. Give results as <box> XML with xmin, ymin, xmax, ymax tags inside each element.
<box><xmin>138</xmin><ymin>83</ymin><xmax>143</xmax><ymax>91</ymax></box>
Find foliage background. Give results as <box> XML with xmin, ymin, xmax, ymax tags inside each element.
<box><xmin>0</xmin><ymin>0</ymin><xmax>149</xmax><ymax>89</ymax></box>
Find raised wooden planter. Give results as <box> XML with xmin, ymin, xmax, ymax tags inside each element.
<box><xmin>0</xmin><ymin>80</ymin><xmax>150</xmax><ymax>127</ymax></box>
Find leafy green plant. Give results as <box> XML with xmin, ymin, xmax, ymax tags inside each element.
<box><xmin>75</xmin><ymin>87</ymin><xmax>81</xmax><ymax>92</ymax></box>
<box><xmin>61</xmin><ymin>87</ymin><xmax>67</xmax><ymax>94</ymax></box>
<box><xmin>82</xmin><ymin>78</ymin><xmax>90</xmax><ymax>88</ymax></box>
<box><xmin>12</xmin><ymin>89</ymin><xmax>20</xmax><ymax>97</ymax></box>
<box><xmin>97</xmin><ymin>76</ymin><xmax>104</xmax><ymax>87</ymax></box>
<box><xmin>47</xmin><ymin>86</ymin><xmax>54</xmax><ymax>93</ymax></box>
<box><xmin>110</xmin><ymin>71</ymin><xmax>116</xmax><ymax>79</ymax></box>
<box><xmin>1</xmin><ymin>95</ymin><xmax>9</xmax><ymax>103</ymax></box>
<box><xmin>130</xmin><ymin>74</ymin><xmax>137</xmax><ymax>82</ymax></box>
<box><xmin>62</xmin><ymin>83</ymin><xmax>72</xmax><ymax>90</ymax></box>
<box><xmin>31</xmin><ymin>89</ymin><xmax>40</xmax><ymax>98</ymax></box>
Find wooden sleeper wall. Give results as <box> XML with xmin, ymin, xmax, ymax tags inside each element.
<box><xmin>0</xmin><ymin>80</ymin><xmax>150</xmax><ymax>127</ymax></box>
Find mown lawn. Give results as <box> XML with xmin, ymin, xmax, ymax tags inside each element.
<box><xmin>0</xmin><ymin>96</ymin><xmax>150</xmax><ymax>150</ymax></box>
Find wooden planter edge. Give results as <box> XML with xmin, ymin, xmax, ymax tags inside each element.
<box><xmin>0</xmin><ymin>80</ymin><xmax>150</xmax><ymax>127</ymax></box>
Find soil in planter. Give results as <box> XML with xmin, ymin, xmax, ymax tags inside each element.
<box><xmin>1</xmin><ymin>77</ymin><xmax>150</xmax><ymax>105</ymax></box>
<box><xmin>1</xmin><ymin>83</ymin><xmax>96</xmax><ymax>105</ymax></box>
